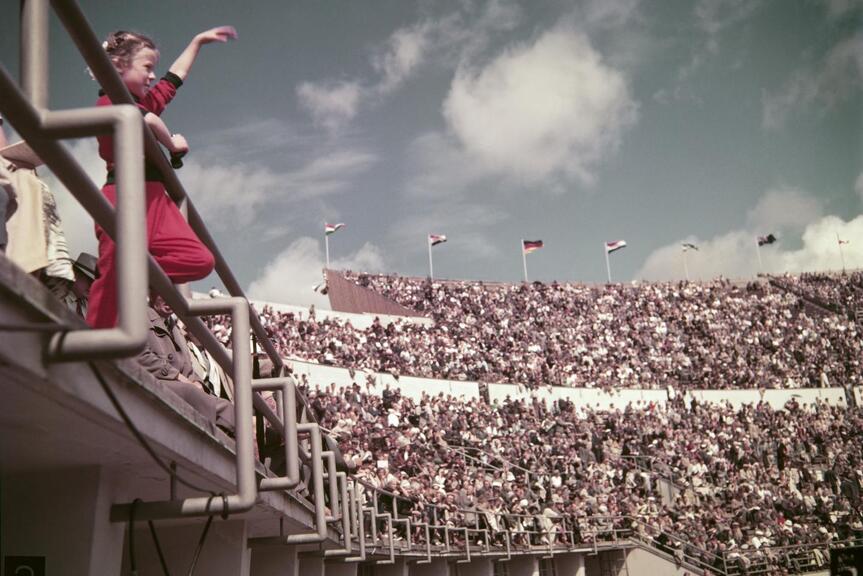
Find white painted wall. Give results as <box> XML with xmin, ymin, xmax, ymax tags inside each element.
<box><xmin>289</xmin><ymin>356</ymin><xmax>849</xmax><ymax>412</ymax></box>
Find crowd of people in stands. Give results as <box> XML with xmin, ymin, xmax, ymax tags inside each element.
<box><xmin>302</xmin><ymin>376</ymin><xmax>863</xmax><ymax>572</ymax></box>
<box><xmin>237</xmin><ymin>272</ymin><xmax>863</xmax><ymax>391</ymax></box>
<box><xmin>771</xmin><ymin>272</ymin><xmax>863</xmax><ymax>317</ymax></box>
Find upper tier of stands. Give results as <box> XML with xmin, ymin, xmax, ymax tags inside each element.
<box><xmin>230</xmin><ymin>271</ymin><xmax>863</xmax><ymax>391</ymax></box>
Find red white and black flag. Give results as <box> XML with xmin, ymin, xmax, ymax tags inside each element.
<box><xmin>605</xmin><ymin>240</ymin><xmax>627</xmax><ymax>254</ymax></box>
<box><xmin>429</xmin><ymin>234</ymin><xmax>447</xmax><ymax>247</ymax></box>
<box><xmin>757</xmin><ymin>233</ymin><xmax>777</xmax><ymax>246</ymax></box>
<box><xmin>522</xmin><ymin>239</ymin><xmax>544</xmax><ymax>254</ymax></box>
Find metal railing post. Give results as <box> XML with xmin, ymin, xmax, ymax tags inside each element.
<box><xmin>253</xmin><ymin>377</ymin><xmax>300</xmax><ymax>491</ymax></box>
<box><xmin>21</xmin><ymin>0</ymin><xmax>50</xmax><ymax>110</ymax></box>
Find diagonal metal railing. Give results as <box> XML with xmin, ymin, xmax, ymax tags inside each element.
<box><xmin>3</xmin><ymin>0</ymin><xmax>339</xmax><ymax>538</ymax></box>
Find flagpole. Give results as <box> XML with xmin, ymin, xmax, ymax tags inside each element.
<box><xmin>428</xmin><ymin>235</ymin><xmax>434</xmax><ymax>279</ymax></box>
<box><xmin>682</xmin><ymin>249</ymin><xmax>690</xmax><ymax>282</ymax></box>
<box><xmin>755</xmin><ymin>241</ymin><xmax>763</xmax><ymax>273</ymax></box>
<box><xmin>604</xmin><ymin>245</ymin><xmax>612</xmax><ymax>283</ymax></box>
<box><xmin>325</xmin><ymin>231</ymin><xmax>330</xmax><ymax>269</ymax></box>
<box><xmin>522</xmin><ymin>239</ymin><xmax>529</xmax><ymax>283</ymax></box>
<box><xmin>838</xmin><ymin>234</ymin><xmax>846</xmax><ymax>273</ymax></box>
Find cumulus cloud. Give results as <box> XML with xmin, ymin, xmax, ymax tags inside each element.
<box><xmin>442</xmin><ymin>29</ymin><xmax>638</xmax><ymax>185</ymax></box>
<box><xmin>373</xmin><ymin>24</ymin><xmax>432</xmax><ymax>95</ymax></box>
<box><xmin>248</xmin><ymin>237</ymin><xmax>385</xmax><ymax>308</ymax></box>
<box><xmin>818</xmin><ymin>0</ymin><xmax>863</xmax><ymax>19</ymax></box>
<box><xmin>637</xmin><ymin>188</ymin><xmax>862</xmax><ymax>281</ymax></box>
<box><xmin>693</xmin><ymin>0</ymin><xmax>761</xmax><ymax>55</ymax></box>
<box><xmin>182</xmin><ymin>147</ymin><xmax>376</xmax><ymax>227</ymax></box>
<box><xmin>762</xmin><ymin>31</ymin><xmax>863</xmax><ymax>130</ymax></box>
<box><xmin>745</xmin><ymin>187</ymin><xmax>824</xmax><ymax>232</ymax></box>
<box><xmin>295</xmin><ymin>0</ymin><xmax>522</xmax><ymax>130</ymax></box>
<box><xmin>296</xmin><ymin>81</ymin><xmax>363</xmax><ymax>132</ymax></box>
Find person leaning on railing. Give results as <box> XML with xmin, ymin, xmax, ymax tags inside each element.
<box><xmin>88</xmin><ymin>26</ymin><xmax>237</xmax><ymax>329</ymax></box>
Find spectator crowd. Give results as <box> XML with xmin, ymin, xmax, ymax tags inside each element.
<box><xmin>304</xmin><ymin>377</ymin><xmax>863</xmax><ymax>573</ymax></box>
<box><xmin>225</xmin><ymin>273</ymin><xmax>863</xmax><ymax>391</ymax></box>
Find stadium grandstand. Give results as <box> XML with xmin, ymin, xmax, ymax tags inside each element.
<box><xmin>1</xmin><ymin>2</ymin><xmax>862</xmax><ymax>576</ymax></box>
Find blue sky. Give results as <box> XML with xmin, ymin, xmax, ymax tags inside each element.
<box><xmin>1</xmin><ymin>0</ymin><xmax>861</xmax><ymax>307</ymax></box>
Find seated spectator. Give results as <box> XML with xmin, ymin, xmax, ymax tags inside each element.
<box><xmin>138</xmin><ymin>291</ymin><xmax>235</xmax><ymax>435</ymax></box>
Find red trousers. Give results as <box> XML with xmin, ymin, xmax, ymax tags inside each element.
<box><xmin>87</xmin><ymin>182</ymin><xmax>215</xmax><ymax>328</ymax></box>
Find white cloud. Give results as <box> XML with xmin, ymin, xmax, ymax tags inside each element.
<box><xmin>295</xmin><ymin>0</ymin><xmax>523</xmax><ymax>130</ymax></box>
<box><xmin>181</xmin><ymin>146</ymin><xmax>376</xmax><ymax>227</ymax></box>
<box><xmin>373</xmin><ymin>24</ymin><xmax>432</xmax><ymax>94</ymax></box>
<box><xmin>296</xmin><ymin>81</ymin><xmax>363</xmax><ymax>132</ymax></box>
<box><xmin>180</xmin><ymin>159</ymin><xmax>276</xmax><ymax>227</ymax></box>
<box><xmin>693</xmin><ymin>0</ymin><xmax>760</xmax><ymax>54</ymax></box>
<box><xmin>442</xmin><ymin>28</ymin><xmax>638</xmax><ymax>185</ymax></box>
<box><xmin>818</xmin><ymin>0</ymin><xmax>863</xmax><ymax>19</ymax></box>
<box><xmin>762</xmin><ymin>31</ymin><xmax>863</xmax><ymax>130</ymax></box>
<box><xmin>403</xmin><ymin>131</ymin><xmax>487</xmax><ymax>198</ymax></box>
<box><xmin>672</xmin><ymin>0</ymin><xmax>762</xmax><ymax>90</ymax></box>
<box><xmin>745</xmin><ymin>187</ymin><xmax>824</xmax><ymax>232</ymax></box>
<box><xmin>248</xmin><ymin>237</ymin><xmax>385</xmax><ymax>308</ymax></box>
<box><xmin>637</xmin><ymin>188</ymin><xmax>863</xmax><ymax>281</ymax></box>
<box><xmin>580</xmin><ymin>0</ymin><xmax>642</xmax><ymax>30</ymax></box>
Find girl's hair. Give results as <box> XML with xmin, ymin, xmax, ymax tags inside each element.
<box><xmin>103</xmin><ymin>30</ymin><xmax>157</xmax><ymax>69</ymax></box>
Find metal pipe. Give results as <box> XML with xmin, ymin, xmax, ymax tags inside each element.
<box><xmin>374</xmin><ymin>513</ymin><xmax>395</xmax><ymax>565</ymax></box>
<box><xmin>392</xmin><ymin>517</ymin><xmax>411</xmax><ymax>551</ymax></box>
<box><xmin>321</xmin><ymin>451</ymin><xmax>340</xmax><ymax>521</ymax></box>
<box><xmin>110</xmin><ymin>297</ymin><xmax>256</xmax><ymax>521</ymax></box>
<box><xmin>0</xmin><ymin>68</ymin><xmax>149</xmax><ymax>361</ymax></box>
<box><xmin>21</xmin><ymin>0</ymin><xmax>49</xmax><ymax>109</ymax></box>
<box><xmin>345</xmin><ymin>483</ymin><xmax>367</xmax><ymax>562</ymax></box>
<box><xmin>253</xmin><ymin>377</ymin><xmax>300</xmax><ymax>491</ymax></box>
<box><xmin>283</xmin><ymin>423</ymin><xmax>327</xmax><ymax>544</ymax></box>
<box><xmin>322</xmin><ymin>473</ymin><xmax>352</xmax><ymax>557</ymax></box>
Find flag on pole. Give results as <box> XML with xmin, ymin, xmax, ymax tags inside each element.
<box><xmin>325</xmin><ymin>222</ymin><xmax>346</xmax><ymax>236</ymax></box>
<box><xmin>682</xmin><ymin>242</ymin><xmax>699</xmax><ymax>252</ymax></box>
<box><xmin>429</xmin><ymin>234</ymin><xmax>447</xmax><ymax>247</ymax></box>
<box><xmin>522</xmin><ymin>239</ymin><xmax>544</xmax><ymax>254</ymax></box>
<box><xmin>757</xmin><ymin>233</ymin><xmax>777</xmax><ymax>246</ymax></box>
<box><xmin>605</xmin><ymin>240</ymin><xmax>627</xmax><ymax>254</ymax></box>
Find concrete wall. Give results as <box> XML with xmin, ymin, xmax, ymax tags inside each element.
<box><xmin>617</xmin><ymin>547</ymin><xmax>695</xmax><ymax>576</ymax></box>
<box><xmin>195</xmin><ymin>293</ymin><xmax>432</xmax><ymax>329</ymax></box>
<box><xmin>410</xmin><ymin>558</ymin><xmax>450</xmax><ymax>576</ymax></box>
<box><xmin>452</xmin><ymin>558</ymin><xmax>493</xmax><ymax>576</ymax></box>
<box><xmin>506</xmin><ymin>556</ymin><xmax>538</xmax><ymax>576</ymax></box>
<box><xmin>1</xmin><ymin>466</ymin><xmax>125</xmax><ymax>576</ymax></box>
<box><xmin>686</xmin><ymin>387</ymin><xmax>846</xmax><ymax>410</ymax></box>
<box><xmin>553</xmin><ymin>553</ymin><xmax>585</xmax><ymax>576</ymax></box>
<box><xmin>488</xmin><ymin>385</ymin><xmax>669</xmax><ymax>410</ymax></box>
<box><xmin>121</xmin><ymin>519</ymin><xmax>250</xmax><ymax>576</ymax></box>
<box><xmin>287</xmin><ymin>360</ymin><xmax>481</xmax><ymax>401</ymax></box>
<box><xmin>250</xmin><ymin>545</ymin><xmax>298</xmax><ymax>576</ymax></box>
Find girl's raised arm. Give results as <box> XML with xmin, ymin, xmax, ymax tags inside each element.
<box><xmin>168</xmin><ymin>26</ymin><xmax>237</xmax><ymax>81</ymax></box>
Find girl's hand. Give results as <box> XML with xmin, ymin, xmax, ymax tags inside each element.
<box><xmin>195</xmin><ymin>26</ymin><xmax>238</xmax><ymax>45</ymax></box>
<box><xmin>169</xmin><ymin>133</ymin><xmax>189</xmax><ymax>155</ymax></box>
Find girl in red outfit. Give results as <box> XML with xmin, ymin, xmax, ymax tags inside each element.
<box><xmin>88</xmin><ymin>26</ymin><xmax>237</xmax><ymax>328</ymax></box>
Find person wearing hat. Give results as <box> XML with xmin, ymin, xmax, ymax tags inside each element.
<box><xmin>69</xmin><ymin>252</ymin><xmax>98</xmax><ymax>317</ymax></box>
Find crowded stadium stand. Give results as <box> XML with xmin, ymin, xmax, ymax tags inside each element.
<box><xmin>2</xmin><ymin>2</ymin><xmax>863</xmax><ymax>576</ymax></box>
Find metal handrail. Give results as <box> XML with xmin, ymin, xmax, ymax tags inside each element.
<box><xmin>7</xmin><ymin>0</ymin><xmax>332</xmax><ymax>535</ymax></box>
